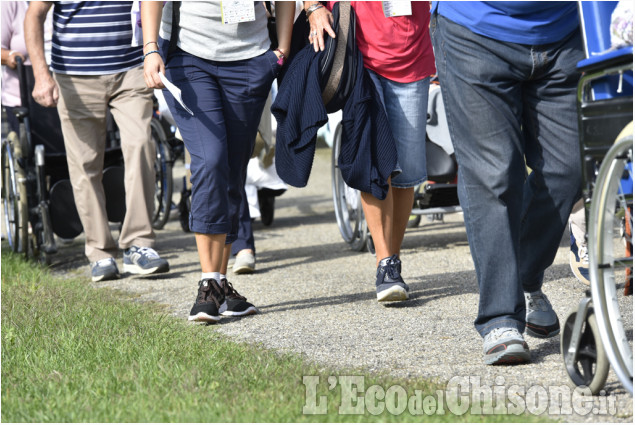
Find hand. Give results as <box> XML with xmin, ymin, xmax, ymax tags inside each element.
<box><xmin>307</xmin><ymin>5</ymin><xmax>336</xmax><ymax>52</ymax></box>
<box><xmin>32</xmin><ymin>74</ymin><xmax>59</xmax><ymax>107</ymax></box>
<box><xmin>6</xmin><ymin>51</ymin><xmax>25</xmax><ymax>70</ymax></box>
<box><xmin>143</xmin><ymin>50</ymin><xmax>165</xmax><ymax>89</ymax></box>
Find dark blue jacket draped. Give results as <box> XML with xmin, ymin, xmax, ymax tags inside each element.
<box><xmin>271</xmin><ymin>44</ymin><xmax>398</xmax><ymax>200</ymax></box>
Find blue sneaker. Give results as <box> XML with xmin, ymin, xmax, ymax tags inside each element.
<box><xmin>569</xmin><ymin>224</ymin><xmax>590</xmax><ymax>285</ymax></box>
<box><xmin>91</xmin><ymin>257</ymin><xmax>120</xmax><ymax>282</ymax></box>
<box><xmin>525</xmin><ymin>290</ymin><xmax>560</xmax><ymax>338</ymax></box>
<box><xmin>123</xmin><ymin>246</ymin><xmax>169</xmax><ymax>275</ymax></box>
<box><xmin>483</xmin><ymin>327</ymin><xmax>531</xmax><ymax>365</ymax></box>
<box><xmin>375</xmin><ymin>255</ymin><xmax>409</xmax><ymax>302</ymax></box>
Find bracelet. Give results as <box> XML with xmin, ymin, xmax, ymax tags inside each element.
<box><xmin>274</xmin><ymin>48</ymin><xmax>287</xmax><ymax>66</ymax></box>
<box><xmin>305</xmin><ymin>3</ymin><xmax>324</xmax><ymax>21</ymax></box>
<box><xmin>9</xmin><ymin>50</ymin><xmax>17</xmax><ymax>56</ymax></box>
<box><xmin>144</xmin><ymin>41</ymin><xmax>158</xmax><ymax>48</ymax></box>
<box><xmin>143</xmin><ymin>50</ymin><xmax>161</xmax><ymax>61</ymax></box>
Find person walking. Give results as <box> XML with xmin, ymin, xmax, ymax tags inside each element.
<box><xmin>25</xmin><ymin>1</ymin><xmax>169</xmax><ymax>282</ymax></box>
<box><xmin>430</xmin><ymin>1</ymin><xmax>584</xmax><ymax>364</ymax></box>
<box><xmin>306</xmin><ymin>1</ymin><xmax>436</xmax><ymax>302</ymax></box>
<box><xmin>141</xmin><ymin>1</ymin><xmax>294</xmax><ymax>322</ymax></box>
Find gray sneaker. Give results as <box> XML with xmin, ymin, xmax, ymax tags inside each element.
<box><xmin>232</xmin><ymin>250</ymin><xmax>255</xmax><ymax>274</ymax></box>
<box><xmin>525</xmin><ymin>290</ymin><xmax>560</xmax><ymax>338</ymax></box>
<box><xmin>375</xmin><ymin>255</ymin><xmax>409</xmax><ymax>302</ymax></box>
<box><xmin>483</xmin><ymin>327</ymin><xmax>531</xmax><ymax>365</ymax></box>
<box><xmin>91</xmin><ymin>257</ymin><xmax>120</xmax><ymax>282</ymax></box>
<box><xmin>123</xmin><ymin>246</ymin><xmax>169</xmax><ymax>275</ymax></box>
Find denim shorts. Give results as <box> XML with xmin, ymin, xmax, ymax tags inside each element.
<box><xmin>367</xmin><ymin>70</ymin><xmax>430</xmax><ymax>188</ymax></box>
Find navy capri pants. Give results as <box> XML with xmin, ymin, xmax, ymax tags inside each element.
<box><xmin>162</xmin><ymin>46</ymin><xmax>280</xmax><ymax>243</ymax></box>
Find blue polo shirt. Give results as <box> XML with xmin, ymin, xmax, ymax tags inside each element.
<box><xmin>432</xmin><ymin>1</ymin><xmax>579</xmax><ymax>45</ymax></box>
<box><xmin>51</xmin><ymin>1</ymin><xmax>142</xmax><ymax>75</ymax></box>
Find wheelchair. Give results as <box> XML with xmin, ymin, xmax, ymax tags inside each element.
<box><xmin>560</xmin><ymin>1</ymin><xmax>633</xmax><ymax>395</ymax></box>
<box><xmin>1</xmin><ymin>58</ymin><xmax>170</xmax><ymax>263</ymax></box>
<box><xmin>331</xmin><ymin>81</ymin><xmax>461</xmax><ymax>252</ymax></box>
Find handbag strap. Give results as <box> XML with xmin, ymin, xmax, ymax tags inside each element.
<box><xmin>168</xmin><ymin>1</ymin><xmax>181</xmax><ymax>56</ymax></box>
<box><xmin>321</xmin><ymin>1</ymin><xmax>351</xmax><ymax>105</ymax></box>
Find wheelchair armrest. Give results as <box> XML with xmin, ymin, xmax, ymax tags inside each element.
<box><xmin>577</xmin><ymin>46</ymin><xmax>633</xmax><ymax>74</ymax></box>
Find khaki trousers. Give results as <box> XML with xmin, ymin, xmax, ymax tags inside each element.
<box><xmin>55</xmin><ymin>67</ymin><xmax>156</xmax><ymax>262</ymax></box>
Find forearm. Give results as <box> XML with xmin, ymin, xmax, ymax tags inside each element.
<box><xmin>141</xmin><ymin>1</ymin><xmax>165</xmax><ymax>89</ymax></box>
<box><xmin>275</xmin><ymin>1</ymin><xmax>295</xmax><ymax>56</ymax></box>
<box><xmin>140</xmin><ymin>1</ymin><xmax>164</xmax><ymax>54</ymax></box>
<box><xmin>24</xmin><ymin>1</ymin><xmax>52</xmax><ymax>81</ymax></box>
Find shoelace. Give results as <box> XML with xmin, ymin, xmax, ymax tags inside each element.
<box><xmin>526</xmin><ymin>292</ymin><xmax>550</xmax><ymax>312</ymax></box>
<box><xmin>136</xmin><ymin>247</ymin><xmax>160</xmax><ymax>259</ymax></box>
<box><xmin>222</xmin><ymin>279</ymin><xmax>247</xmax><ymax>301</ymax></box>
<box><xmin>198</xmin><ymin>280</ymin><xmax>221</xmax><ymax>308</ymax></box>
<box><xmin>486</xmin><ymin>327</ymin><xmax>521</xmax><ymax>343</ymax></box>
<box><xmin>579</xmin><ymin>244</ymin><xmax>589</xmax><ymax>265</ymax></box>
<box><xmin>95</xmin><ymin>258</ymin><xmax>114</xmax><ymax>267</ymax></box>
<box><xmin>379</xmin><ymin>255</ymin><xmax>401</xmax><ymax>280</ymax></box>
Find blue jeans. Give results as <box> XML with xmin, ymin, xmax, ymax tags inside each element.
<box><xmin>431</xmin><ymin>14</ymin><xmax>583</xmax><ymax>336</ymax></box>
<box><xmin>163</xmin><ymin>46</ymin><xmax>280</xmax><ymax>242</ymax></box>
<box><xmin>367</xmin><ymin>70</ymin><xmax>430</xmax><ymax>188</ymax></box>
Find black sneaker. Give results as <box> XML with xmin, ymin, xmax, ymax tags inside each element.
<box><xmin>220</xmin><ymin>279</ymin><xmax>258</xmax><ymax>316</ymax></box>
<box><xmin>376</xmin><ymin>255</ymin><xmax>409</xmax><ymax>302</ymax></box>
<box><xmin>188</xmin><ymin>279</ymin><xmax>225</xmax><ymax>323</ymax></box>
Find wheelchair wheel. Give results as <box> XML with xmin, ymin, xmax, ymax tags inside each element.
<box><xmin>587</xmin><ymin>125</ymin><xmax>633</xmax><ymax>394</ymax></box>
<box><xmin>2</xmin><ymin>133</ymin><xmax>26</xmax><ymax>253</ymax></box>
<box><xmin>561</xmin><ymin>306</ymin><xmax>610</xmax><ymax>394</ymax></box>
<box><xmin>151</xmin><ymin>118</ymin><xmax>173</xmax><ymax>230</ymax></box>
<box><xmin>331</xmin><ymin>123</ymin><xmax>368</xmax><ymax>251</ymax></box>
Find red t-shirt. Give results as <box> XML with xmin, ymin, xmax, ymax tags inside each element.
<box><xmin>328</xmin><ymin>1</ymin><xmax>436</xmax><ymax>83</ymax></box>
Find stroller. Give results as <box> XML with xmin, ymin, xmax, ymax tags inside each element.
<box><xmin>560</xmin><ymin>1</ymin><xmax>633</xmax><ymax>395</ymax></box>
<box><xmin>331</xmin><ymin>80</ymin><xmax>461</xmax><ymax>252</ymax></box>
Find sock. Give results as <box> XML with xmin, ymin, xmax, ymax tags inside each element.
<box><xmin>201</xmin><ymin>272</ymin><xmax>221</xmax><ymax>282</ymax></box>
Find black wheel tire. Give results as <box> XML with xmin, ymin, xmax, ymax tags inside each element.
<box><xmin>561</xmin><ymin>306</ymin><xmax>610</xmax><ymax>395</ymax></box>
<box><xmin>151</xmin><ymin>119</ymin><xmax>173</xmax><ymax>230</ymax></box>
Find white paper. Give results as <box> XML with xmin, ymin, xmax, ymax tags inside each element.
<box><xmin>159</xmin><ymin>72</ymin><xmax>194</xmax><ymax>116</ymax></box>
<box><xmin>382</xmin><ymin>1</ymin><xmax>412</xmax><ymax>17</ymax></box>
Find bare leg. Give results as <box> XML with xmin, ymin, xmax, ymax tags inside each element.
<box><xmin>194</xmin><ymin>233</ymin><xmax>225</xmax><ymax>273</ymax></box>
<box><xmin>361</xmin><ymin>183</ymin><xmax>395</xmax><ymax>267</ymax></box>
<box><xmin>221</xmin><ymin>244</ymin><xmax>232</xmax><ymax>275</ymax></box>
<box><xmin>391</xmin><ymin>186</ymin><xmax>414</xmax><ymax>256</ymax></box>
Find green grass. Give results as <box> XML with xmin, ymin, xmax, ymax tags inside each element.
<box><xmin>1</xmin><ymin>250</ymin><xmax>545</xmax><ymax>422</ymax></box>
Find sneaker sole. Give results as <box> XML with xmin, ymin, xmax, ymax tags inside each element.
<box><xmin>92</xmin><ymin>273</ymin><xmax>120</xmax><ymax>282</ymax></box>
<box><xmin>377</xmin><ymin>286</ymin><xmax>408</xmax><ymax>302</ymax></box>
<box><xmin>525</xmin><ymin>323</ymin><xmax>560</xmax><ymax>339</ymax></box>
<box><xmin>484</xmin><ymin>345</ymin><xmax>531</xmax><ymax>365</ymax></box>
<box><xmin>233</xmin><ymin>264</ymin><xmax>255</xmax><ymax>274</ymax></box>
<box><xmin>123</xmin><ymin>263</ymin><xmax>169</xmax><ymax>275</ymax></box>
<box><xmin>220</xmin><ymin>306</ymin><xmax>258</xmax><ymax>316</ymax></box>
<box><xmin>188</xmin><ymin>312</ymin><xmax>221</xmax><ymax>323</ymax></box>
<box><xmin>569</xmin><ymin>252</ymin><xmax>590</xmax><ymax>285</ymax></box>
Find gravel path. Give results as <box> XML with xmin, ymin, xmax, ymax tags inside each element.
<box><xmin>49</xmin><ymin>147</ymin><xmax>633</xmax><ymax>422</ymax></box>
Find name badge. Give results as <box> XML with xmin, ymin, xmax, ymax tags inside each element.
<box><xmin>221</xmin><ymin>0</ymin><xmax>256</xmax><ymax>25</ymax></box>
<box><xmin>382</xmin><ymin>1</ymin><xmax>412</xmax><ymax>18</ymax></box>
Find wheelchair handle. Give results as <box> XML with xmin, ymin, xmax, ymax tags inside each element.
<box><xmin>15</xmin><ymin>56</ymin><xmax>30</xmax><ymax>110</ymax></box>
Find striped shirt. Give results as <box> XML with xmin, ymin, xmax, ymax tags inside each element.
<box><xmin>51</xmin><ymin>1</ymin><xmax>142</xmax><ymax>75</ymax></box>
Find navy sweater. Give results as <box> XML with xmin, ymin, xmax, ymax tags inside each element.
<box><xmin>272</xmin><ymin>43</ymin><xmax>398</xmax><ymax>200</ymax></box>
